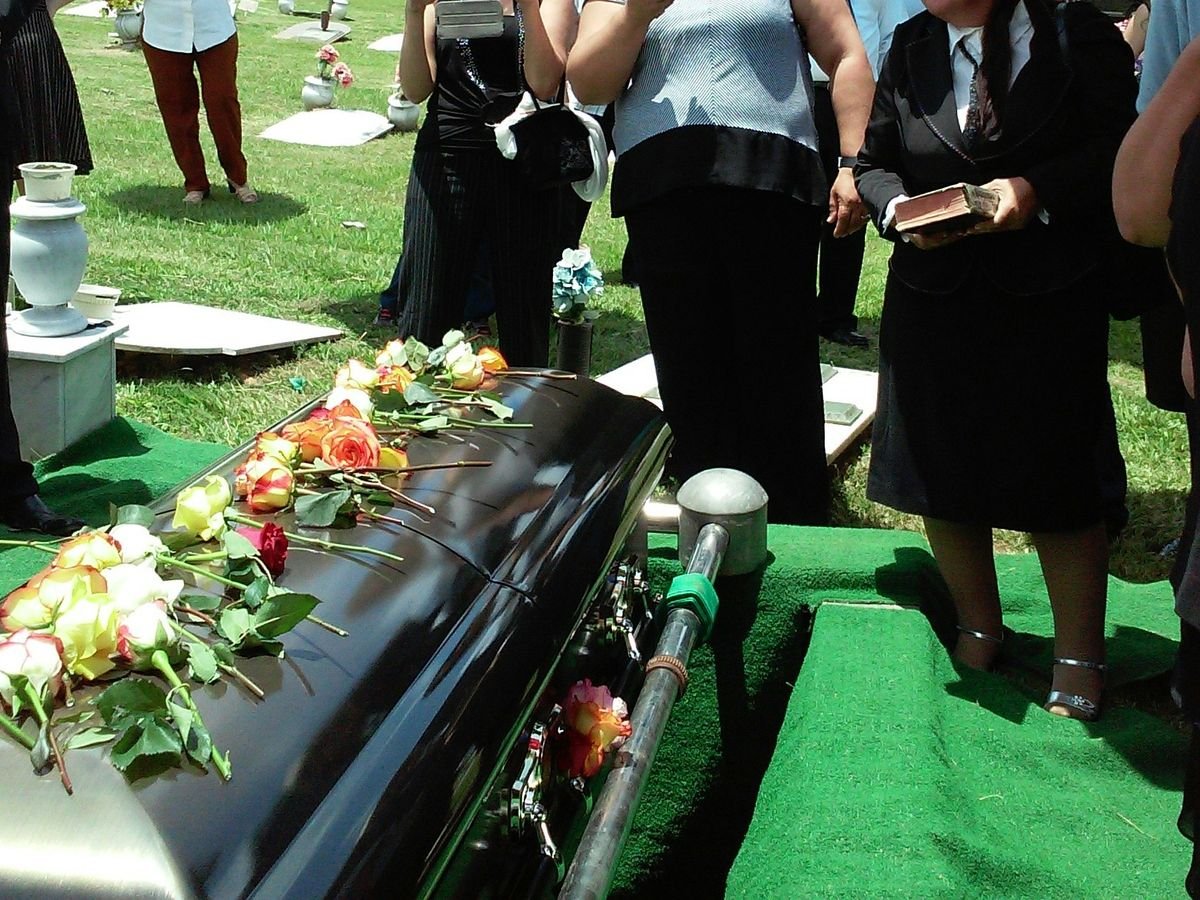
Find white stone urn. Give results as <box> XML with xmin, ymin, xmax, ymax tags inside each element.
<box><xmin>277</xmin><ymin>0</ymin><xmax>294</xmax><ymax>11</ymax></box>
<box><xmin>387</xmin><ymin>94</ymin><xmax>420</xmax><ymax>132</ymax></box>
<box><xmin>18</xmin><ymin>162</ymin><xmax>76</xmax><ymax>202</ymax></box>
<box><xmin>301</xmin><ymin>75</ymin><xmax>336</xmax><ymax>110</ymax></box>
<box><xmin>9</xmin><ymin>196</ymin><xmax>89</xmax><ymax>337</ymax></box>
<box><xmin>329</xmin><ymin>0</ymin><xmax>348</xmax><ymax>19</ymax></box>
<box><xmin>113</xmin><ymin>8</ymin><xmax>142</xmax><ymax>49</ymax></box>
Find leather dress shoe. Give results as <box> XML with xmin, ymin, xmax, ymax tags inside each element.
<box><xmin>0</xmin><ymin>495</ymin><xmax>84</xmax><ymax>536</ymax></box>
<box><xmin>822</xmin><ymin>328</ymin><xmax>870</xmax><ymax>348</ymax></box>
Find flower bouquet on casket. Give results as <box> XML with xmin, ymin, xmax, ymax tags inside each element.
<box><xmin>0</xmin><ymin>482</ymin><xmax>326</xmax><ymax>791</ymax></box>
<box><xmin>0</xmin><ymin>330</ymin><xmax>536</xmax><ymax>792</ymax></box>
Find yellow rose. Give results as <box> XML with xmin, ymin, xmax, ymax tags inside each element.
<box><xmin>379</xmin><ymin>446</ymin><xmax>410</xmax><ymax>471</ymax></box>
<box><xmin>334</xmin><ymin>358</ymin><xmax>380</xmax><ymax>391</ymax></box>
<box><xmin>449</xmin><ymin>353</ymin><xmax>485</xmax><ymax>390</ymax></box>
<box><xmin>52</xmin><ymin>592</ymin><xmax>120</xmax><ymax>680</ymax></box>
<box><xmin>254</xmin><ymin>431</ymin><xmax>300</xmax><ymax>468</ymax></box>
<box><xmin>172</xmin><ymin>475</ymin><xmax>232</xmax><ymax>541</ymax></box>
<box><xmin>52</xmin><ymin>532</ymin><xmax>122</xmax><ymax>570</ymax></box>
<box><xmin>374</xmin><ymin>339</ymin><xmax>407</xmax><ymax>368</ymax></box>
<box><xmin>0</xmin><ymin>566</ymin><xmax>108</xmax><ymax>631</ymax></box>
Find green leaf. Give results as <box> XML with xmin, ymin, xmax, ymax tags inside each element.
<box><xmin>240</xmin><ymin>575</ymin><xmax>272</xmax><ymax>611</ymax></box>
<box><xmin>168</xmin><ymin>700</ymin><xmax>213</xmax><ymax>767</ymax></box>
<box><xmin>109</xmin><ymin>718</ymin><xmax>182</xmax><ymax>773</ymax></box>
<box><xmin>404</xmin><ymin>382</ymin><xmax>440</xmax><ymax>406</ymax></box>
<box><xmin>185</xmin><ymin>641</ymin><xmax>220</xmax><ymax>684</ymax></box>
<box><xmin>224</xmin><ymin>556</ymin><xmax>260</xmax><ymax>587</ymax></box>
<box><xmin>211</xmin><ymin>642</ymin><xmax>236</xmax><ymax>666</ymax></box>
<box><xmin>372</xmin><ymin>390</ymin><xmax>410</xmax><ymax>413</ymax></box>
<box><xmin>31</xmin><ymin>722</ymin><xmax>53</xmax><ymax>775</ymax></box>
<box><xmin>295</xmin><ymin>489</ymin><xmax>353</xmax><ymax>528</ymax></box>
<box><xmin>96</xmin><ymin>679</ymin><xmax>170</xmax><ymax>727</ymax></box>
<box><xmin>115</xmin><ymin>504</ymin><xmax>157</xmax><ymax>528</ymax></box>
<box><xmin>67</xmin><ymin>727</ymin><xmax>118</xmax><ymax>750</ymax></box>
<box><xmin>221</xmin><ymin>530</ymin><xmax>259</xmax><ymax>560</ymax></box>
<box><xmin>478</xmin><ymin>397</ymin><xmax>514</xmax><ymax>421</ymax></box>
<box><xmin>416</xmin><ymin>415</ymin><xmax>449</xmax><ymax>433</ymax></box>
<box><xmin>404</xmin><ymin>336</ymin><xmax>429</xmax><ymax>370</ymax></box>
<box><xmin>179</xmin><ymin>591</ymin><xmax>221</xmax><ymax>613</ymax></box>
<box><xmin>217</xmin><ymin>608</ymin><xmax>254</xmax><ymax>648</ymax></box>
<box><xmin>365</xmin><ymin>491</ymin><xmax>395</xmax><ymax>507</ymax></box>
<box><xmin>254</xmin><ymin>592</ymin><xmax>320</xmax><ymax>639</ymax></box>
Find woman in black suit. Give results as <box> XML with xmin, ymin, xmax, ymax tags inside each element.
<box><xmin>856</xmin><ymin>0</ymin><xmax>1137</xmax><ymax>719</ymax></box>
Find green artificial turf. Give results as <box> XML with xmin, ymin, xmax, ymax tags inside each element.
<box><xmin>0</xmin><ymin>418</ymin><xmax>227</xmax><ymax>585</ymax></box>
<box><xmin>612</xmin><ymin>528</ymin><xmax>1187</xmax><ymax>898</ymax></box>
<box><xmin>727</xmin><ymin>603</ymin><xmax>1190</xmax><ymax>898</ymax></box>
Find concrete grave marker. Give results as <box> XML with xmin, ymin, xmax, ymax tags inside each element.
<box><xmin>597</xmin><ymin>353</ymin><xmax>878</xmax><ymax>464</ymax></box>
<box><xmin>274</xmin><ymin>20</ymin><xmax>350</xmax><ymax>42</ymax></box>
<box><xmin>260</xmin><ymin>109</ymin><xmax>392</xmax><ymax>146</ymax></box>
<box><xmin>368</xmin><ymin>33</ymin><xmax>404</xmax><ymax>52</ymax></box>
<box><xmin>110</xmin><ymin>302</ymin><xmax>342</xmax><ymax>356</ymax></box>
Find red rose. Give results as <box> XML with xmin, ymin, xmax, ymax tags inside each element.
<box><xmin>235</xmin><ymin>522</ymin><xmax>288</xmax><ymax>578</ymax></box>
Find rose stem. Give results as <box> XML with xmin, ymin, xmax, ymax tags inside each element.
<box><xmin>305</xmin><ymin>614</ymin><xmax>348</xmax><ymax>637</ymax></box>
<box><xmin>151</xmin><ymin>649</ymin><xmax>232</xmax><ymax>780</ymax></box>
<box><xmin>227</xmin><ymin>515</ymin><xmax>405</xmax><ymax>566</ymax></box>
<box><xmin>176</xmin><ymin>604</ymin><xmax>218</xmax><ymax>629</ymax></box>
<box><xmin>178</xmin><ymin>551</ymin><xmax>227</xmax><ymax>564</ymax></box>
<box><xmin>157</xmin><ymin>555</ymin><xmax>244</xmax><ymax>591</ymax></box>
<box><xmin>303</xmin><ymin>461</ymin><xmax>492</xmax><ymax>476</ymax></box>
<box><xmin>20</xmin><ymin>683</ymin><xmax>71</xmax><ymax>794</ymax></box>
<box><xmin>0</xmin><ymin>709</ymin><xmax>34</xmax><ymax>750</ymax></box>
<box><xmin>168</xmin><ymin>622</ymin><xmax>265</xmax><ymax>700</ymax></box>
<box><xmin>341</xmin><ymin>474</ymin><xmax>436</xmax><ymax>516</ymax></box>
<box><xmin>0</xmin><ymin>538</ymin><xmax>62</xmax><ymax>554</ymax></box>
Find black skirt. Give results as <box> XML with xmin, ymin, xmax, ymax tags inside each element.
<box><xmin>867</xmin><ymin>269</ymin><xmax>1113</xmax><ymax>533</ymax></box>
<box><xmin>8</xmin><ymin>0</ymin><xmax>93</xmax><ymax>178</ymax></box>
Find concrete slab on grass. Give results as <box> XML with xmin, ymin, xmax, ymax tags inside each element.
<box><xmin>274</xmin><ymin>20</ymin><xmax>350</xmax><ymax>42</ymax></box>
<box><xmin>597</xmin><ymin>353</ymin><xmax>877</xmax><ymax>464</ymax></box>
<box><xmin>368</xmin><ymin>32</ymin><xmax>404</xmax><ymax>52</ymax></box>
<box><xmin>61</xmin><ymin>1</ymin><xmax>108</xmax><ymax>16</ymax></box>
<box><xmin>260</xmin><ymin>108</ymin><xmax>392</xmax><ymax>146</ymax></box>
<box><xmin>111</xmin><ymin>302</ymin><xmax>342</xmax><ymax>356</ymax></box>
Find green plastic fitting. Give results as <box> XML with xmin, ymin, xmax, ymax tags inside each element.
<box><xmin>663</xmin><ymin>572</ymin><xmax>720</xmax><ymax>643</ymax></box>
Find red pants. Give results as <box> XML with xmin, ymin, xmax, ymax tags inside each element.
<box><xmin>142</xmin><ymin>34</ymin><xmax>247</xmax><ymax>193</ymax></box>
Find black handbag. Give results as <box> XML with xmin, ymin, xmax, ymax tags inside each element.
<box><xmin>507</xmin><ymin>90</ymin><xmax>595</xmax><ymax>190</ymax></box>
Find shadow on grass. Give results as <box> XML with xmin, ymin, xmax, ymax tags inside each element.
<box><xmin>105</xmin><ymin>184</ymin><xmax>307</xmax><ymax>224</ymax></box>
<box><xmin>117</xmin><ymin>347</ymin><xmax>303</xmax><ymax>383</ymax></box>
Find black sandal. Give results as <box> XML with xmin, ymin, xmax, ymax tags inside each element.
<box><xmin>1045</xmin><ymin>657</ymin><xmax>1107</xmax><ymax>722</ymax></box>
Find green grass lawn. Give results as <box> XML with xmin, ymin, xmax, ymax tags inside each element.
<box><xmin>45</xmin><ymin>0</ymin><xmax>1188</xmax><ymax>584</ymax></box>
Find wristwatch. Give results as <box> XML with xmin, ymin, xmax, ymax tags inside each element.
<box><xmin>837</xmin><ymin>155</ymin><xmax>859</xmax><ymax>169</ymax></box>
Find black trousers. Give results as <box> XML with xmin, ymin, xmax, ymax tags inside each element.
<box><xmin>625</xmin><ymin>187</ymin><xmax>828</xmax><ymax>526</ymax></box>
<box><xmin>394</xmin><ymin>148</ymin><xmax>559</xmax><ymax>367</ymax></box>
<box><xmin>0</xmin><ymin>166</ymin><xmax>39</xmax><ymax>502</ymax></box>
<box><xmin>813</xmin><ymin>83</ymin><xmax>865</xmax><ymax>336</ymax></box>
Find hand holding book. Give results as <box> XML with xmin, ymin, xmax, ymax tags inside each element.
<box><xmin>897</xmin><ymin>178</ymin><xmax>1039</xmax><ymax>250</ymax></box>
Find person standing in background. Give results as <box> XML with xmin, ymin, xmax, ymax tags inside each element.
<box><xmin>0</xmin><ymin>0</ymin><xmax>85</xmax><ymax>535</ymax></box>
<box><xmin>811</xmin><ymin>0</ymin><xmax>924</xmax><ymax>348</ymax></box>
<box><xmin>8</xmin><ymin>0</ymin><xmax>92</xmax><ymax>187</ymax></box>
<box><xmin>141</xmin><ymin>0</ymin><xmax>257</xmax><ymax>204</ymax></box>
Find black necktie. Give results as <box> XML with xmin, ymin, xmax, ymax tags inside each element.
<box><xmin>958</xmin><ymin>38</ymin><xmax>993</xmax><ymax>148</ymax></box>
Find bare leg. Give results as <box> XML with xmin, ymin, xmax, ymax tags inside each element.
<box><xmin>1031</xmin><ymin>521</ymin><xmax>1109</xmax><ymax>718</ymax></box>
<box><xmin>924</xmin><ymin>517</ymin><xmax>1004</xmax><ymax>669</ymax></box>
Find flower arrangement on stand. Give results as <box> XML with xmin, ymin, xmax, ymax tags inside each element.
<box><xmin>552</xmin><ymin>247</ymin><xmax>603</xmax><ymax>377</ymax></box>
<box><xmin>302</xmin><ymin>45</ymin><xmax>355</xmax><ymax>111</ymax></box>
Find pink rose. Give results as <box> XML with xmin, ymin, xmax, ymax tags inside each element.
<box><xmin>0</xmin><ymin>629</ymin><xmax>65</xmax><ymax>708</ymax></box>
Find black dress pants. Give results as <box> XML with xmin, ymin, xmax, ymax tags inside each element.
<box><xmin>813</xmin><ymin>83</ymin><xmax>865</xmax><ymax>337</ymax></box>
<box><xmin>0</xmin><ymin>165</ymin><xmax>40</xmax><ymax>502</ymax></box>
<box><xmin>625</xmin><ymin>187</ymin><xmax>828</xmax><ymax>525</ymax></box>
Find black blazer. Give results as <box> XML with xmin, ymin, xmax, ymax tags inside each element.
<box><xmin>855</xmin><ymin>0</ymin><xmax>1138</xmax><ymax>296</ymax></box>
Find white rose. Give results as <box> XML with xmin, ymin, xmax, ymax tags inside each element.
<box><xmin>108</xmin><ymin>523</ymin><xmax>166</xmax><ymax>566</ymax></box>
<box><xmin>441</xmin><ymin>329</ymin><xmax>466</xmax><ymax>349</ymax></box>
<box><xmin>334</xmin><ymin>358</ymin><xmax>380</xmax><ymax>390</ymax></box>
<box><xmin>102</xmin><ymin>563</ymin><xmax>184</xmax><ymax>614</ymax></box>
<box><xmin>324</xmin><ymin>386</ymin><xmax>374</xmax><ymax>417</ymax></box>
<box><xmin>444</xmin><ymin>341</ymin><xmax>473</xmax><ymax>367</ymax></box>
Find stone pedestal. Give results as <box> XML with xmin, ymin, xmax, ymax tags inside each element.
<box><xmin>6</xmin><ymin>321</ymin><xmax>127</xmax><ymax>459</ymax></box>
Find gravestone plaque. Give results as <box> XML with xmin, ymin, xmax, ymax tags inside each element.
<box><xmin>274</xmin><ymin>20</ymin><xmax>350</xmax><ymax>42</ymax></box>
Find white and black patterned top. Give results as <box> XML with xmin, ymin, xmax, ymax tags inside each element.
<box><xmin>608</xmin><ymin>0</ymin><xmax>825</xmax><ymax>215</ymax></box>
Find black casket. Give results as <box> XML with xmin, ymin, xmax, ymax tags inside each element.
<box><xmin>0</xmin><ymin>374</ymin><xmax>670</xmax><ymax>899</ymax></box>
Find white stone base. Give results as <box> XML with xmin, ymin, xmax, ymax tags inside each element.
<box><xmin>597</xmin><ymin>354</ymin><xmax>878</xmax><ymax>465</ymax></box>
<box><xmin>7</xmin><ymin>321</ymin><xmax>128</xmax><ymax>459</ymax></box>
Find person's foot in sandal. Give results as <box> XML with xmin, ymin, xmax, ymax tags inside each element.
<box><xmin>228</xmin><ymin>182</ymin><xmax>259</xmax><ymax>204</ymax></box>
<box><xmin>183</xmin><ymin>188</ymin><xmax>209</xmax><ymax>205</ymax></box>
